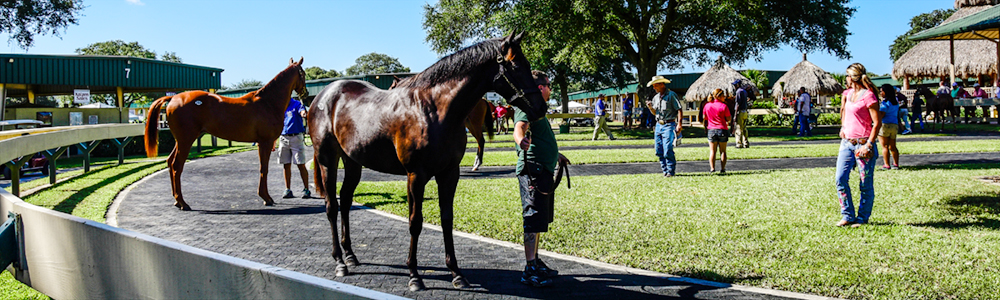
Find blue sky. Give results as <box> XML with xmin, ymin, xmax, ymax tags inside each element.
<box><xmin>6</xmin><ymin>0</ymin><xmax>957</xmax><ymax>87</ymax></box>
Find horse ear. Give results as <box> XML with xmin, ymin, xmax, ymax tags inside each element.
<box><xmin>513</xmin><ymin>31</ymin><xmax>525</xmax><ymax>43</ymax></box>
<box><xmin>298</xmin><ymin>57</ymin><xmax>304</xmax><ymax>65</ymax></box>
<box><xmin>290</xmin><ymin>57</ymin><xmax>294</xmax><ymax>65</ymax></box>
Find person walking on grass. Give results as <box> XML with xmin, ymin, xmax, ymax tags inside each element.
<box><xmin>733</xmin><ymin>81</ymin><xmax>750</xmax><ymax>148</ymax></box>
<box><xmin>645</xmin><ymin>76</ymin><xmax>683</xmax><ymax>177</ymax></box>
<box><xmin>592</xmin><ymin>94</ymin><xmax>615</xmax><ymax>140</ymax></box>
<box><xmin>835</xmin><ymin>63</ymin><xmax>882</xmax><ymax>228</ymax></box>
<box><xmin>513</xmin><ymin>70</ymin><xmax>571</xmax><ymax>287</ymax></box>
<box><xmin>911</xmin><ymin>87</ymin><xmax>925</xmax><ymax>132</ymax></box>
<box><xmin>796</xmin><ymin>87</ymin><xmax>812</xmax><ymax>137</ymax></box>
<box><xmin>274</xmin><ymin>97</ymin><xmax>311</xmax><ymax>199</ymax></box>
<box><xmin>704</xmin><ymin>89</ymin><xmax>732</xmax><ymax>174</ymax></box>
<box><xmin>878</xmin><ymin>84</ymin><xmax>901</xmax><ymax>170</ymax></box>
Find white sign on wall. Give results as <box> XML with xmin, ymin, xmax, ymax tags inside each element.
<box><xmin>73</xmin><ymin>89</ymin><xmax>91</xmax><ymax>104</ymax></box>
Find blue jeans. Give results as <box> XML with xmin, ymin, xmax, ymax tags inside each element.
<box><xmin>798</xmin><ymin>114</ymin><xmax>811</xmax><ymax>136</ymax></box>
<box><xmin>835</xmin><ymin>139</ymin><xmax>879</xmax><ymax>224</ymax></box>
<box><xmin>654</xmin><ymin>122</ymin><xmax>677</xmax><ymax>175</ymax></box>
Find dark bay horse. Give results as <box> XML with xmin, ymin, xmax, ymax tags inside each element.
<box><xmin>145</xmin><ymin>58</ymin><xmax>308</xmax><ymax>210</ymax></box>
<box><xmin>389</xmin><ymin>77</ymin><xmax>495</xmax><ymax>171</ymax></box>
<box><xmin>308</xmin><ymin>33</ymin><xmax>546</xmax><ymax>291</ymax></box>
<box><xmin>916</xmin><ymin>86</ymin><xmax>956</xmax><ymax>131</ymax></box>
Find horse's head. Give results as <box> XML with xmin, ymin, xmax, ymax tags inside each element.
<box><xmin>289</xmin><ymin>57</ymin><xmax>309</xmax><ymax>99</ymax></box>
<box><xmin>492</xmin><ymin>32</ymin><xmax>547</xmax><ymax>121</ymax></box>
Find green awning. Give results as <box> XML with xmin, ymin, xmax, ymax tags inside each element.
<box><xmin>909</xmin><ymin>5</ymin><xmax>1000</xmax><ymax>41</ymax></box>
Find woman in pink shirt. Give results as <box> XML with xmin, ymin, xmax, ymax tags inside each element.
<box><xmin>704</xmin><ymin>89</ymin><xmax>732</xmax><ymax>174</ymax></box>
<box><xmin>835</xmin><ymin>63</ymin><xmax>882</xmax><ymax>228</ymax></box>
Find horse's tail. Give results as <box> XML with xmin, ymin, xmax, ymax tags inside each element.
<box><xmin>483</xmin><ymin>100</ymin><xmax>495</xmax><ymax>141</ymax></box>
<box><xmin>144</xmin><ymin>95</ymin><xmax>172</xmax><ymax>158</ymax></box>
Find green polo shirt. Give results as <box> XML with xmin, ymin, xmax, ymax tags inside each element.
<box><xmin>513</xmin><ymin>108</ymin><xmax>559</xmax><ymax>174</ymax></box>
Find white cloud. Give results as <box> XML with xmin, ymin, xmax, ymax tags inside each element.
<box><xmin>126</xmin><ymin>0</ymin><xmax>145</xmax><ymax>5</ymax></box>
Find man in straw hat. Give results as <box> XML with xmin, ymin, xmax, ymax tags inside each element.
<box><xmin>645</xmin><ymin>76</ymin><xmax>683</xmax><ymax>177</ymax></box>
<box><xmin>592</xmin><ymin>94</ymin><xmax>616</xmax><ymax>140</ymax></box>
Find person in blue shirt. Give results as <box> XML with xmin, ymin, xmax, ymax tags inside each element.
<box><xmin>877</xmin><ymin>84</ymin><xmax>900</xmax><ymax>170</ymax></box>
<box><xmin>274</xmin><ymin>97</ymin><xmax>311</xmax><ymax>198</ymax></box>
<box><xmin>591</xmin><ymin>94</ymin><xmax>615</xmax><ymax>140</ymax></box>
<box><xmin>622</xmin><ymin>94</ymin><xmax>634</xmax><ymax>130</ymax></box>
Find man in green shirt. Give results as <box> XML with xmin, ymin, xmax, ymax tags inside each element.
<box><xmin>512</xmin><ymin>70</ymin><xmax>570</xmax><ymax>287</ymax></box>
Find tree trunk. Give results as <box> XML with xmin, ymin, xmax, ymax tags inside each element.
<box><xmin>556</xmin><ymin>74</ymin><xmax>570</xmax><ymax>114</ymax></box>
<box><xmin>636</xmin><ymin>65</ymin><xmax>657</xmax><ymax>103</ymax></box>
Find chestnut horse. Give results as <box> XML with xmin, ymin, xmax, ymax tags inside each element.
<box><xmin>308</xmin><ymin>33</ymin><xmax>546</xmax><ymax>291</ymax></box>
<box><xmin>145</xmin><ymin>58</ymin><xmax>308</xmax><ymax>210</ymax></box>
<box><xmin>916</xmin><ymin>86</ymin><xmax>956</xmax><ymax>131</ymax></box>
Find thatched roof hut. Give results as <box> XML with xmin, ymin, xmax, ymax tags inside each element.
<box><xmin>956</xmin><ymin>0</ymin><xmax>1000</xmax><ymax>8</ymax></box>
<box><xmin>683</xmin><ymin>58</ymin><xmax>758</xmax><ymax>102</ymax></box>
<box><xmin>772</xmin><ymin>53</ymin><xmax>844</xmax><ymax>98</ymax></box>
<box><xmin>892</xmin><ymin>4</ymin><xmax>997</xmax><ymax>81</ymax></box>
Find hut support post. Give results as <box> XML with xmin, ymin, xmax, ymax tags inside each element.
<box><xmin>950</xmin><ymin>35</ymin><xmax>956</xmax><ymax>85</ymax></box>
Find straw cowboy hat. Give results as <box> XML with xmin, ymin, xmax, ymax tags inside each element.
<box><xmin>646</xmin><ymin>76</ymin><xmax>671</xmax><ymax>87</ymax></box>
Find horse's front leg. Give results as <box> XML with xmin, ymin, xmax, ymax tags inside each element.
<box><xmin>405</xmin><ymin>172</ymin><xmax>430</xmax><ymax>291</ymax></box>
<box><xmin>257</xmin><ymin>140</ymin><xmax>275</xmax><ymax>206</ymax></box>
<box><xmin>435</xmin><ymin>166</ymin><xmax>470</xmax><ymax>288</ymax></box>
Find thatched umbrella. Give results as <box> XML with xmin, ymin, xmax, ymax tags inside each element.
<box><xmin>772</xmin><ymin>53</ymin><xmax>844</xmax><ymax>100</ymax></box>
<box><xmin>684</xmin><ymin>58</ymin><xmax>759</xmax><ymax>102</ymax></box>
<box><xmin>892</xmin><ymin>3</ymin><xmax>997</xmax><ymax>86</ymax></box>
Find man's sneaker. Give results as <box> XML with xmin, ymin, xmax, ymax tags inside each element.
<box><xmin>521</xmin><ymin>263</ymin><xmax>554</xmax><ymax>287</ymax></box>
<box><xmin>302</xmin><ymin>189</ymin><xmax>312</xmax><ymax>198</ymax></box>
<box><xmin>535</xmin><ymin>258</ymin><xmax>558</xmax><ymax>277</ymax></box>
<box><xmin>282</xmin><ymin>189</ymin><xmax>294</xmax><ymax>198</ymax></box>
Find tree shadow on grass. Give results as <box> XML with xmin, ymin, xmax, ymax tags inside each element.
<box><xmin>911</xmin><ymin>193</ymin><xmax>1000</xmax><ymax>230</ymax></box>
<box><xmin>51</xmin><ymin>162</ymin><xmax>162</xmax><ymax>215</ymax></box>
<box><xmin>353</xmin><ymin>192</ymin><xmax>406</xmax><ymax>209</ymax></box>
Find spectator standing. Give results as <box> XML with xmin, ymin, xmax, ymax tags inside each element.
<box><xmin>878</xmin><ymin>84</ymin><xmax>900</xmax><ymax>170</ymax></box>
<box><xmin>896</xmin><ymin>87</ymin><xmax>911</xmax><ymax>134</ymax></box>
<box><xmin>622</xmin><ymin>95</ymin><xmax>634</xmax><ymax>129</ymax></box>
<box><xmin>911</xmin><ymin>88</ymin><xmax>925</xmax><ymax>132</ymax></box>
<box><xmin>512</xmin><ymin>70</ymin><xmax>570</xmax><ymax>287</ymax></box>
<box><xmin>704</xmin><ymin>89</ymin><xmax>732</xmax><ymax>174</ymax></box>
<box><xmin>645</xmin><ymin>76</ymin><xmax>683</xmax><ymax>177</ymax></box>
<box><xmin>796</xmin><ymin>87</ymin><xmax>812</xmax><ymax>137</ymax></box>
<box><xmin>274</xmin><ymin>98</ymin><xmax>311</xmax><ymax>199</ymax></box>
<box><xmin>591</xmin><ymin>94</ymin><xmax>616</xmax><ymax>140</ymax></box>
<box><xmin>733</xmin><ymin>81</ymin><xmax>750</xmax><ymax>148</ymax></box>
<box><xmin>971</xmin><ymin>83</ymin><xmax>987</xmax><ymax>123</ymax></box>
<box><xmin>835</xmin><ymin>63</ymin><xmax>881</xmax><ymax>228</ymax></box>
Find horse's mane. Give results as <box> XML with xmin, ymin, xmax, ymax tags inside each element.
<box><xmin>258</xmin><ymin>63</ymin><xmax>302</xmax><ymax>94</ymax></box>
<box><xmin>402</xmin><ymin>38</ymin><xmax>503</xmax><ymax>88</ymax></box>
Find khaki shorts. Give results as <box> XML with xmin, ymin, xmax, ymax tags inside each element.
<box><xmin>277</xmin><ymin>134</ymin><xmax>306</xmax><ymax>165</ymax></box>
<box><xmin>879</xmin><ymin>123</ymin><xmax>898</xmax><ymax>139</ymax></box>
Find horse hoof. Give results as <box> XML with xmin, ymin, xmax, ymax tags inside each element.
<box><xmin>471</xmin><ymin>166</ymin><xmax>479</xmax><ymax>172</ymax></box>
<box><xmin>345</xmin><ymin>254</ymin><xmax>360</xmax><ymax>266</ymax></box>
<box><xmin>408</xmin><ymin>278</ymin><xmax>426</xmax><ymax>291</ymax></box>
<box><xmin>174</xmin><ymin>203</ymin><xmax>191</xmax><ymax>211</ymax></box>
<box><xmin>263</xmin><ymin>200</ymin><xmax>275</xmax><ymax>206</ymax></box>
<box><xmin>452</xmin><ymin>275</ymin><xmax>471</xmax><ymax>288</ymax></box>
<box><xmin>335</xmin><ymin>263</ymin><xmax>349</xmax><ymax>277</ymax></box>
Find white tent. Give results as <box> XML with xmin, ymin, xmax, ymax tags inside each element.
<box><xmin>79</xmin><ymin>103</ymin><xmax>116</xmax><ymax>108</ymax></box>
<box><xmin>567</xmin><ymin>101</ymin><xmax>587</xmax><ymax>109</ymax></box>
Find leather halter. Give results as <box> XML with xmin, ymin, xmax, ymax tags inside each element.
<box><xmin>495</xmin><ymin>55</ymin><xmax>540</xmax><ymax>104</ymax></box>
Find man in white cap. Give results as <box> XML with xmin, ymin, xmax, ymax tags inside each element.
<box><xmin>644</xmin><ymin>76</ymin><xmax>683</xmax><ymax>177</ymax></box>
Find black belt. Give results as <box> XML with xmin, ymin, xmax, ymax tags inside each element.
<box><xmin>657</xmin><ymin>119</ymin><xmax>675</xmax><ymax>124</ymax></box>
<box><xmin>282</xmin><ymin>133</ymin><xmax>302</xmax><ymax>137</ymax></box>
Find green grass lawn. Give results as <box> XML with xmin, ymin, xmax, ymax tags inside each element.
<box><xmin>458</xmin><ymin>139</ymin><xmax>1000</xmax><ymax>167</ymax></box>
<box><xmin>350</xmin><ymin>164</ymin><xmax>1000</xmax><ymax>300</ymax></box>
<box><xmin>1</xmin><ymin>144</ymin><xmax>256</xmax><ymax>299</ymax></box>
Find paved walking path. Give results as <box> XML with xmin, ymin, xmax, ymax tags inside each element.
<box><xmin>113</xmin><ymin>139</ymin><xmax>999</xmax><ymax>299</ymax></box>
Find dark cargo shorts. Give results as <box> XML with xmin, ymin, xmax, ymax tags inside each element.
<box><xmin>518</xmin><ymin>162</ymin><xmax>554</xmax><ymax>233</ymax></box>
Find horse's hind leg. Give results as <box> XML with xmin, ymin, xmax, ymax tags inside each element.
<box><xmin>339</xmin><ymin>157</ymin><xmax>362</xmax><ymax>267</ymax></box>
<box><xmin>256</xmin><ymin>140</ymin><xmax>275</xmax><ymax>206</ymax></box>
<box><xmin>435</xmin><ymin>166</ymin><xmax>470</xmax><ymax>288</ymax></box>
<box><xmin>321</xmin><ymin>153</ymin><xmax>349</xmax><ymax>276</ymax></box>
<box><xmin>168</xmin><ymin>138</ymin><xmax>194</xmax><ymax>210</ymax></box>
<box><xmin>469</xmin><ymin>124</ymin><xmax>485</xmax><ymax>171</ymax></box>
<box><xmin>405</xmin><ymin>172</ymin><xmax>431</xmax><ymax>291</ymax></box>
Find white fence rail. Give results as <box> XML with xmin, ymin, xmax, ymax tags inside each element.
<box><xmin>0</xmin><ymin>124</ymin><xmax>405</xmax><ymax>300</ymax></box>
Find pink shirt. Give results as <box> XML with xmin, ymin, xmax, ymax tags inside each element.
<box><xmin>703</xmin><ymin>101</ymin><xmax>731</xmax><ymax>130</ymax></box>
<box><xmin>840</xmin><ymin>88</ymin><xmax>877</xmax><ymax>139</ymax></box>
